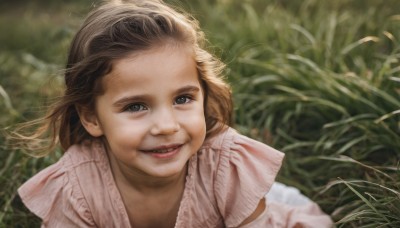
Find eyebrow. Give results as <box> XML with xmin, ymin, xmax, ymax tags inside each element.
<box><xmin>112</xmin><ymin>85</ymin><xmax>201</xmax><ymax>108</ymax></box>
<box><xmin>176</xmin><ymin>85</ymin><xmax>201</xmax><ymax>94</ymax></box>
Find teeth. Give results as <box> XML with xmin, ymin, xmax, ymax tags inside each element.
<box><xmin>150</xmin><ymin>147</ymin><xmax>176</xmax><ymax>153</ymax></box>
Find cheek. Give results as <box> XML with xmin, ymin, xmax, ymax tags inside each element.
<box><xmin>100</xmin><ymin>117</ymin><xmax>148</xmax><ymax>146</ymax></box>
<box><xmin>182</xmin><ymin>108</ymin><xmax>206</xmax><ymax>139</ymax></box>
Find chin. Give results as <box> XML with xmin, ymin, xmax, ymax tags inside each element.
<box><xmin>150</xmin><ymin>164</ymin><xmax>187</xmax><ymax>178</ymax></box>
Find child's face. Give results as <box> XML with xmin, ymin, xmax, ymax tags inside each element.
<box><xmin>89</xmin><ymin>45</ymin><xmax>206</xmax><ymax>179</ymax></box>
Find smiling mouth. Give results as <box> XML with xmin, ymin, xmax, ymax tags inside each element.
<box><xmin>142</xmin><ymin>144</ymin><xmax>182</xmax><ymax>154</ymax></box>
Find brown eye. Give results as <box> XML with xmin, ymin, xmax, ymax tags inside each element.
<box><xmin>174</xmin><ymin>95</ymin><xmax>192</xmax><ymax>105</ymax></box>
<box><xmin>125</xmin><ymin>103</ymin><xmax>147</xmax><ymax>112</ymax></box>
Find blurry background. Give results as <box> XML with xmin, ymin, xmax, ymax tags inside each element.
<box><xmin>1</xmin><ymin>0</ymin><xmax>399</xmax><ymax>227</ymax></box>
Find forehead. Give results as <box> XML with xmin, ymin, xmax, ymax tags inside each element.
<box><xmin>100</xmin><ymin>44</ymin><xmax>200</xmax><ymax>94</ymax></box>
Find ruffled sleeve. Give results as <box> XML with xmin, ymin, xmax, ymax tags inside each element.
<box><xmin>18</xmin><ymin>158</ymin><xmax>95</xmax><ymax>227</ymax></box>
<box><xmin>213</xmin><ymin>128</ymin><xmax>285</xmax><ymax>227</ymax></box>
<box><xmin>265</xmin><ymin>201</ymin><xmax>333</xmax><ymax>227</ymax></box>
<box><xmin>238</xmin><ymin>198</ymin><xmax>333</xmax><ymax>228</ymax></box>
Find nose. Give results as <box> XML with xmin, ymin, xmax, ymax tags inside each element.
<box><xmin>150</xmin><ymin>107</ymin><xmax>180</xmax><ymax>135</ymax></box>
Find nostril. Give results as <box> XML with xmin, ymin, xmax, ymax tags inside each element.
<box><xmin>150</xmin><ymin>121</ymin><xmax>180</xmax><ymax>135</ymax></box>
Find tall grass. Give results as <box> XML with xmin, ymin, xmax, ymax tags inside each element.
<box><xmin>180</xmin><ymin>0</ymin><xmax>400</xmax><ymax>226</ymax></box>
<box><xmin>1</xmin><ymin>0</ymin><xmax>400</xmax><ymax>227</ymax></box>
<box><xmin>0</xmin><ymin>1</ymin><xmax>89</xmax><ymax>226</ymax></box>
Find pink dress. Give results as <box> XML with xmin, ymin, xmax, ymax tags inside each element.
<box><xmin>18</xmin><ymin>128</ymin><xmax>333</xmax><ymax>227</ymax></box>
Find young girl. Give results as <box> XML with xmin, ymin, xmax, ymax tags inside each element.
<box><xmin>18</xmin><ymin>0</ymin><xmax>333</xmax><ymax>227</ymax></box>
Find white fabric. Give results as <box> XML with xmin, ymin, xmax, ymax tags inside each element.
<box><xmin>266</xmin><ymin>182</ymin><xmax>311</xmax><ymax>206</ymax></box>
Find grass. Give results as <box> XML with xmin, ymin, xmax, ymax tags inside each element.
<box><xmin>0</xmin><ymin>1</ymin><xmax>90</xmax><ymax>226</ymax></box>
<box><xmin>1</xmin><ymin>0</ymin><xmax>400</xmax><ymax>227</ymax></box>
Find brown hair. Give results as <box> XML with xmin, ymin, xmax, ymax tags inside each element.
<box><xmin>14</xmin><ymin>0</ymin><xmax>232</xmax><ymax>156</ymax></box>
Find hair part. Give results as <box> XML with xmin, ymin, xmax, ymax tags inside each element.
<box><xmin>13</xmin><ymin>0</ymin><xmax>232</xmax><ymax>155</ymax></box>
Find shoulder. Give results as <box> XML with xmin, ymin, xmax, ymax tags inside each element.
<box><xmin>198</xmin><ymin>127</ymin><xmax>285</xmax><ymax>227</ymax></box>
<box><xmin>17</xmin><ymin>140</ymin><xmax>106</xmax><ymax>226</ymax></box>
<box><xmin>64</xmin><ymin>139</ymin><xmax>105</xmax><ymax>166</ymax></box>
<box><xmin>201</xmin><ymin>127</ymin><xmax>284</xmax><ymax>168</ymax></box>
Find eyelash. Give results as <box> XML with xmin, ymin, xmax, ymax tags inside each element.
<box><xmin>124</xmin><ymin>103</ymin><xmax>148</xmax><ymax>112</ymax></box>
<box><xmin>123</xmin><ymin>95</ymin><xmax>194</xmax><ymax>113</ymax></box>
<box><xmin>174</xmin><ymin>94</ymin><xmax>194</xmax><ymax>105</ymax></box>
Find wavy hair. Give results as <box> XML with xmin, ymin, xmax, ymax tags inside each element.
<box><xmin>14</xmin><ymin>0</ymin><xmax>232</xmax><ymax>155</ymax></box>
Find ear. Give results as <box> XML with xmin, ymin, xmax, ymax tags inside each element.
<box><xmin>76</xmin><ymin>105</ymin><xmax>104</xmax><ymax>137</ymax></box>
